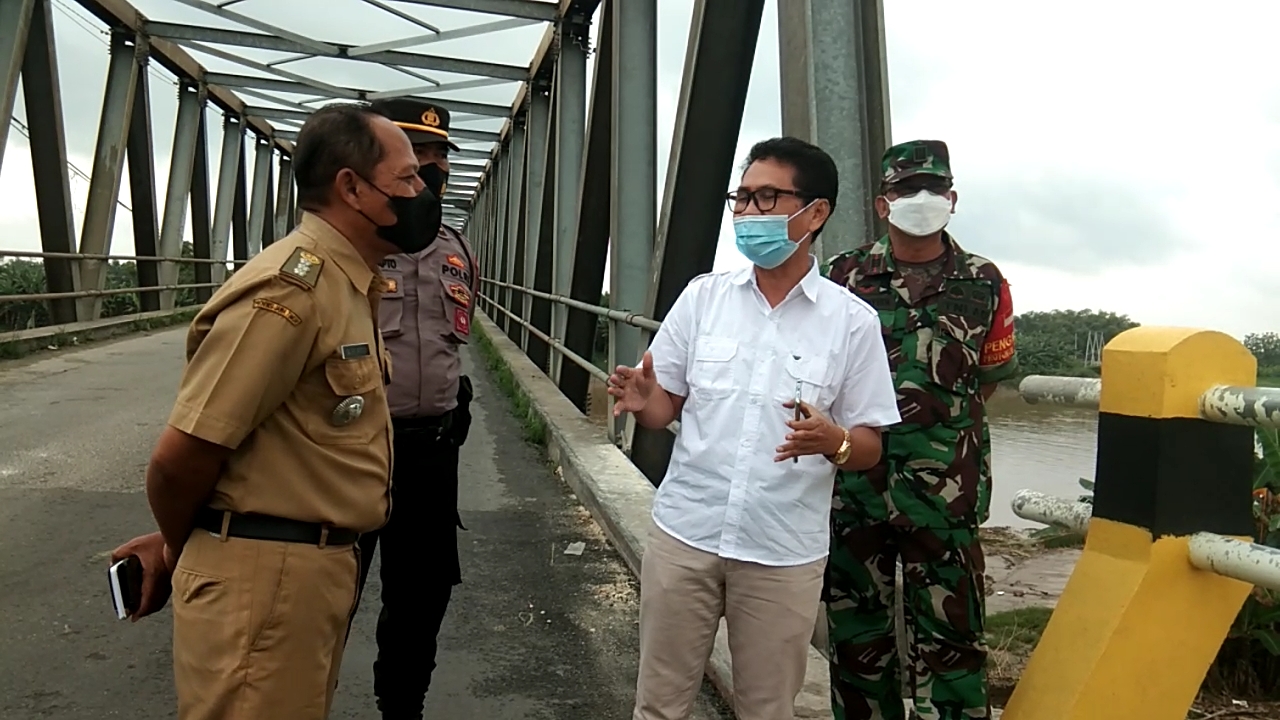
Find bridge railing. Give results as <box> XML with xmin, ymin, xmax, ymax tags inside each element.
<box><xmin>1019</xmin><ymin>374</ymin><xmax>1280</xmax><ymax>429</ymax></box>
<box><xmin>477</xmin><ymin>278</ymin><xmax>681</xmax><ymax>440</ymax></box>
<box><xmin>0</xmin><ymin>249</ymin><xmax>247</xmax><ymax>304</ymax></box>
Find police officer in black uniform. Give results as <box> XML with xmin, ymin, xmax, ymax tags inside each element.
<box><xmin>356</xmin><ymin>98</ymin><xmax>480</xmax><ymax>720</ymax></box>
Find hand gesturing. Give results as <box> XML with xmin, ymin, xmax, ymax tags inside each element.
<box><xmin>607</xmin><ymin>351</ymin><xmax>657</xmax><ymax>417</ymax></box>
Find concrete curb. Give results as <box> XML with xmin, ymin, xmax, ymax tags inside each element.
<box><xmin>475</xmin><ymin>313</ymin><xmax>834</xmax><ymax>718</ymax></box>
<box><xmin>0</xmin><ymin>306</ymin><xmax>201</xmax><ymax>346</ymax></box>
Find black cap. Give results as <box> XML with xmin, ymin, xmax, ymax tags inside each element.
<box><xmin>367</xmin><ymin>97</ymin><xmax>460</xmax><ymax>152</ymax></box>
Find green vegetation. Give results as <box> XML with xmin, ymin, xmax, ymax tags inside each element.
<box><xmin>0</xmin><ymin>241</ymin><xmax>205</xmax><ymax>334</ymax></box>
<box><xmin>472</xmin><ymin>320</ymin><xmax>547</xmax><ymax>446</ymax></box>
<box><xmin>1245</xmin><ymin>332</ymin><xmax>1280</xmax><ymax>387</ymax></box>
<box><xmin>1012</xmin><ymin>309</ymin><xmax>1138</xmax><ymax>379</ymax></box>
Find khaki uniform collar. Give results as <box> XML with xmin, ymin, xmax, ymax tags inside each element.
<box><xmin>295</xmin><ymin>212</ymin><xmax>377</xmax><ymax>294</ymax></box>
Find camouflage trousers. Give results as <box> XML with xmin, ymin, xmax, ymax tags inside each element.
<box><xmin>824</xmin><ymin>518</ymin><xmax>990</xmax><ymax>720</ymax></box>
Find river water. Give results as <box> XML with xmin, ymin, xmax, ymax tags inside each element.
<box><xmin>986</xmin><ymin>386</ymin><xmax>1097</xmax><ymax>528</ymax></box>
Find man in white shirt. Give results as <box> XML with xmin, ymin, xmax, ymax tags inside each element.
<box><xmin>609</xmin><ymin>137</ymin><xmax>902</xmax><ymax>720</ymax></box>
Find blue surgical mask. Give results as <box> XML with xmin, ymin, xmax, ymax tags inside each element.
<box><xmin>732</xmin><ymin>201</ymin><xmax>815</xmax><ymax>269</ymax></box>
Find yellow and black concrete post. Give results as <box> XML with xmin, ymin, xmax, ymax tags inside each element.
<box><xmin>1002</xmin><ymin>327</ymin><xmax>1259</xmax><ymax>720</ymax></box>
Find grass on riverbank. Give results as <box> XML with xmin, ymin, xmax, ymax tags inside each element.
<box><xmin>473</xmin><ymin>320</ymin><xmax>547</xmax><ymax>446</ymax></box>
<box><xmin>0</xmin><ymin>308</ymin><xmax>199</xmax><ymax>361</ymax></box>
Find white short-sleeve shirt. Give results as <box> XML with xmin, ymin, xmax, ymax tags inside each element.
<box><xmin>646</xmin><ymin>255</ymin><xmax>901</xmax><ymax>567</ymax></box>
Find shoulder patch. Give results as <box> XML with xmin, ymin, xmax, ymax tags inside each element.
<box><xmin>278</xmin><ymin>248</ymin><xmax>323</xmax><ymax>290</ymax></box>
<box><xmin>252</xmin><ymin>298</ymin><xmax>303</xmax><ymax>326</ymax></box>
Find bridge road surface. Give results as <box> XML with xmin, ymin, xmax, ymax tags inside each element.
<box><xmin>0</xmin><ymin>327</ymin><xmax>734</xmax><ymax>720</ymax></box>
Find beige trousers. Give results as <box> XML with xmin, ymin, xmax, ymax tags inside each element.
<box><xmin>171</xmin><ymin>530</ymin><xmax>361</xmax><ymax>720</ymax></box>
<box><xmin>633</xmin><ymin>520</ymin><xmax>826</xmax><ymax>720</ymax></box>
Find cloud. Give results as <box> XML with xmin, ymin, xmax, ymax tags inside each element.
<box><xmin>1</xmin><ymin>0</ymin><xmax>1278</xmax><ymax>338</ymax></box>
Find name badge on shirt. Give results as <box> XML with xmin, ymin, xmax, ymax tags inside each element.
<box><xmin>340</xmin><ymin>343</ymin><xmax>371</xmax><ymax>360</ymax></box>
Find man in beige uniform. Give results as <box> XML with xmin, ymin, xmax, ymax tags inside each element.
<box><xmin>354</xmin><ymin>98</ymin><xmax>480</xmax><ymax>720</ymax></box>
<box><xmin>108</xmin><ymin>101</ymin><xmax>444</xmax><ymax>720</ymax></box>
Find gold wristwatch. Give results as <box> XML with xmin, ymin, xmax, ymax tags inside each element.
<box><xmin>828</xmin><ymin>428</ymin><xmax>852</xmax><ymax>466</ymax></box>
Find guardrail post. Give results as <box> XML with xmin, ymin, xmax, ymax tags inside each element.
<box><xmin>246</xmin><ymin>135</ymin><xmax>273</xmax><ymax>258</ymax></box>
<box><xmin>1003</xmin><ymin>327</ymin><xmax>1259</xmax><ymax>720</ymax></box>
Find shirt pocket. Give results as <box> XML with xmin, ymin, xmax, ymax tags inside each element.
<box><xmin>438</xmin><ymin>277</ymin><xmax>473</xmax><ymax>344</ymax></box>
<box><xmin>689</xmin><ymin>336</ymin><xmax>738</xmax><ymax>398</ymax></box>
<box><xmin>298</xmin><ymin>355</ymin><xmax>386</xmax><ymax>446</ymax></box>
<box><xmin>925</xmin><ymin>319</ymin><xmax>981</xmax><ymax>393</ymax></box>
<box><xmin>379</xmin><ymin>271</ymin><xmax>405</xmax><ymax>338</ymax></box>
<box><xmin>779</xmin><ymin>353</ymin><xmax>835</xmax><ymax>411</ymax></box>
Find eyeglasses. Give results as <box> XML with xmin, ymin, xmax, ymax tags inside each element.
<box><xmin>725</xmin><ymin>187</ymin><xmax>810</xmax><ymax>214</ymax></box>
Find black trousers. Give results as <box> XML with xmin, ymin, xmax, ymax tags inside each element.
<box><xmin>356</xmin><ymin>424</ymin><xmax>464</xmax><ymax>720</ymax></box>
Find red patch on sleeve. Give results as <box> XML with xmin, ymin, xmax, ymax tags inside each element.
<box><xmin>980</xmin><ymin>281</ymin><xmax>1016</xmax><ymax>366</ymax></box>
<box><xmin>454</xmin><ymin>307</ymin><xmax>471</xmax><ymax>336</ymax></box>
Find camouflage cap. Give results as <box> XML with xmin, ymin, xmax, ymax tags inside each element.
<box><xmin>881</xmin><ymin>139</ymin><xmax>952</xmax><ymax>186</ymax></box>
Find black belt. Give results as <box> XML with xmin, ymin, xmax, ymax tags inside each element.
<box><xmin>194</xmin><ymin>508</ymin><xmax>360</xmax><ymax>547</ymax></box>
<box><xmin>393</xmin><ymin>409</ymin><xmax>454</xmax><ymax>434</ymax></box>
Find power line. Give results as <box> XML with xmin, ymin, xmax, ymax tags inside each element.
<box><xmin>8</xmin><ymin>116</ymin><xmax>133</xmax><ymax>213</ymax></box>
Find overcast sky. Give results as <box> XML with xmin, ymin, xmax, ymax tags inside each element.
<box><xmin>0</xmin><ymin>0</ymin><xmax>1275</xmax><ymax>338</ymax></box>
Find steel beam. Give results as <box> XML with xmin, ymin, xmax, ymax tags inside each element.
<box><xmin>528</xmin><ymin>86</ymin><xmax>557</xmax><ymax>372</ymax></box>
<box><xmin>144</xmin><ymin>23</ymin><xmax>529</xmax><ymax>81</ymax></box>
<box><xmin>349</xmin><ymin>17</ymin><xmax>541</xmax><ymax>57</ymax></box>
<box><xmin>232</xmin><ymin>154</ymin><xmax>249</xmax><ymax>263</ymax></box>
<box><xmin>778</xmin><ymin>0</ymin><xmax>890</xmax><ymax>258</ymax></box>
<box><xmin>246</xmin><ymin>136</ymin><xmax>273</xmax><ymax>256</ymax></box>
<box><xmin>260</xmin><ymin>156</ymin><xmax>276</xmax><ymax>249</ymax></box>
<box><xmin>609</xmin><ymin>0</ymin><xmax>657</xmax><ymax>446</ymax></box>
<box><xmin>158</xmin><ymin>82</ymin><xmax>205</xmax><ymax>309</ymax></box>
<box><xmin>273</xmin><ymin>154</ymin><xmax>293</xmax><ymax>241</ymax></box>
<box><xmin>78</xmin><ymin>29</ymin><xmax>142</xmax><ymax>321</ymax></box>
<box><xmin>210</xmin><ymin>114</ymin><xmax>243</xmax><ymax>283</ymax></box>
<box><xmin>502</xmin><ymin>115</ymin><xmax>526</xmax><ymax>345</ymax></box>
<box><xmin>76</xmin><ymin>0</ymin><xmax>290</xmax><ymax>155</ymax></box>
<box><xmin>190</xmin><ymin>109</ymin><xmax>214</xmax><ymax>303</ymax></box>
<box><xmin>201</xmin><ymin>73</ymin><xmax>512</xmax><ymax>118</ymax></box>
<box><xmin>22</xmin><ymin>0</ymin><xmax>77</xmax><ymax>323</ymax></box>
<box><xmin>548</xmin><ymin>15</ymin><xmax>588</xmax><ymax>383</ymax></box>
<box><xmin>630</xmin><ymin>0</ymin><xmax>764</xmax><ymax>481</ymax></box>
<box><xmin>0</xmin><ymin>0</ymin><xmax>36</xmax><ymax>175</ymax></box>
<box><xmin>390</xmin><ymin>0</ymin><xmax>558</xmax><ymax>21</ymax></box>
<box><xmin>557</xmin><ymin>0</ymin><xmax>612</xmax><ymax>414</ymax></box>
<box><xmin>127</xmin><ymin>65</ymin><xmax>162</xmax><ymax>312</ymax></box>
<box><xmin>521</xmin><ymin>81</ymin><xmax>551</xmax><ymax>352</ymax></box>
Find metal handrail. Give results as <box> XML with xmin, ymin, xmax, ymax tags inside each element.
<box><xmin>0</xmin><ymin>250</ymin><xmax>239</xmax><ymax>304</ymax></box>
<box><xmin>1010</xmin><ymin>489</ymin><xmax>1280</xmax><ymax>592</ymax></box>
<box><xmin>0</xmin><ymin>250</ymin><xmax>248</xmax><ymax>266</ymax></box>
<box><xmin>0</xmin><ymin>283</ymin><xmax>220</xmax><ymax>303</ymax></box>
<box><xmin>1019</xmin><ymin>375</ymin><xmax>1280</xmax><ymax>430</ymax></box>
<box><xmin>483</xmin><ymin>295</ymin><xmax>610</xmax><ymax>386</ymax></box>
<box><xmin>479</xmin><ymin>290</ymin><xmax>681</xmax><ymax>437</ymax></box>
<box><xmin>480</xmin><ymin>278</ymin><xmax>662</xmax><ymax>332</ymax></box>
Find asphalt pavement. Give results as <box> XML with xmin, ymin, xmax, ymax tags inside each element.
<box><xmin>0</xmin><ymin>328</ymin><xmax>733</xmax><ymax>719</ymax></box>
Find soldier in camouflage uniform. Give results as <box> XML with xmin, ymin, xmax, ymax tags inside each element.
<box><xmin>820</xmin><ymin>140</ymin><xmax>1019</xmax><ymax>720</ymax></box>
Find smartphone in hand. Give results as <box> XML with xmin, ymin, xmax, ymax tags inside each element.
<box><xmin>108</xmin><ymin>555</ymin><xmax>143</xmax><ymax>620</ymax></box>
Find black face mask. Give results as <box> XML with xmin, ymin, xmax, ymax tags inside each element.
<box><xmin>356</xmin><ymin>176</ymin><xmax>443</xmax><ymax>255</ymax></box>
<box><xmin>418</xmin><ymin>163</ymin><xmax>449</xmax><ymax>200</ymax></box>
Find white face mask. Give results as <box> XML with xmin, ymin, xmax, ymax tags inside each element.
<box><xmin>886</xmin><ymin>191</ymin><xmax>953</xmax><ymax>237</ymax></box>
